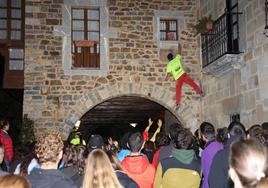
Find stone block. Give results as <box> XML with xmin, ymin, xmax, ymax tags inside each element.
<box><xmin>222</xmin><ymin>95</ymin><xmax>241</xmax><ymax>114</ymax></box>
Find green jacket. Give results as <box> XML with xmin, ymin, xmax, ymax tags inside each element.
<box><xmin>166</xmin><ymin>54</ymin><xmax>185</xmax><ymax>80</ymax></box>
<box><xmin>154</xmin><ymin>148</ymin><xmax>201</xmax><ymax>188</ymax></box>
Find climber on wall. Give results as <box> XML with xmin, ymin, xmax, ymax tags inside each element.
<box><xmin>165</xmin><ymin>41</ymin><xmax>204</xmax><ymax>109</ymax></box>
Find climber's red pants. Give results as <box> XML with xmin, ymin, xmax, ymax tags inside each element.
<box><xmin>176</xmin><ymin>73</ymin><xmax>202</xmax><ymax>105</ymax></box>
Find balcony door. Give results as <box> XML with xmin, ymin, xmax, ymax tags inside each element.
<box><xmin>226</xmin><ymin>0</ymin><xmax>239</xmax><ymax>52</ymax></box>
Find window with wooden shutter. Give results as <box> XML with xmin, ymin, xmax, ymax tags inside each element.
<box><xmin>0</xmin><ymin>0</ymin><xmax>24</xmax><ymax>89</ymax></box>
<box><xmin>71</xmin><ymin>8</ymin><xmax>100</xmax><ymax>68</ymax></box>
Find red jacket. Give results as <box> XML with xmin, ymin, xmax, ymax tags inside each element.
<box><xmin>121</xmin><ymin>155</ymin><xmax>155</xmax><ymax>188</ymax></box>
<box><xmin>0</xmin><ymin>130</ymin><xmax>13</xmax><ymax>161</ymax></box>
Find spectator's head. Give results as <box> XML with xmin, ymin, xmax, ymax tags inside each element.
<box><xmin>0</xmin><ymin>119</ymin><xmax>10</xmax><ymax>131</ymax></box>
<box><xmin>35</xmin><ymin>130</ymin><xmax>63</xmax><ymax>166</ymax></box>
<box><xmin>247</xmin><ymin>124</ymin><xmax>265</xmax><ymax>144</ymax></box>
<box><xmin>82</xmin><ymin>149</ymin><xmax>122</xmax><ymax>188</ymax></box>
<box><xmin>65</xmin><ymin>145</ymin><xmax>86</xmax><ymax>174</ymax></box>
<box><xmin>200</xmin><ymin>122</ymin><xmax>215</xmax><ymax>141</ymax></box>
<box><xmin>0</xmin><ymin>175</ymin><xmax>30</xmax><ymax>188</ymax></box>
<box><xmin>229</xmin><ymin>139</ymin><xmax>268</xmax><ymax>188</ymax></box>
<box><xmin>88</xmin><ymin>134</ymin><xmax>104</xmax><ymax>149</ymax></box>
<box><xmin>127</xmin><ymin>132</ymin><xmax>144</xmax><ymax>153</ymax></box>
<box><xmin>216</xmin><ymin>127</ymin><xmax>229</xmax><ymax>144</ymax></box>
<box><xmin>169</xmin><ymin>123</ymin><xmax>182</xmax><ymax>142</ymax></box>
<box><xmin>167</xmin><ymin>53</ymin><xmax>174</xmax><ymax>61</ymax></box>
<box><xmin>119</xmin><ymin>132</ymin><xmax>131</xmax><ymax>150</ymax></box>
<box><xmin>174</xmin><ymin>128</ymin><xmax>194</xmax><ymax>150</ymax></box>
<box><xmin>228</xmin><ymin>121</ymin><xmax>246</xmax><ymax>138</ymax></box>
<box><xmin>0</xmin><ymin>143</ymin><xmax>4</xmax><ymax>164</ymax></box>
<box><xmin>144</xmin><ymin>141</ymin><xmax>155</xmax><ymax>152</ymax></box>
<box><xmin>155</xmin><ymin>132</ymin><xmax>170</xmax><ymax>149</ymax></box>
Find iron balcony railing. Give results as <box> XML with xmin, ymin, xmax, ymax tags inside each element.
<box><xmin>201</xmin><ymin>12</ymin><xmax>243</xmax><ymax>68</ymax></box>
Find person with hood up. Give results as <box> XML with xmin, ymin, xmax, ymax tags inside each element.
<box><xmin>121</xmin><ymin>132</ymin><xmax>155</xmax><ymax>188</ymax></box>
<box><xmin>154</xmin><ymin>127</ymin><xmax>201</xmax><ymax>188</ymax></box>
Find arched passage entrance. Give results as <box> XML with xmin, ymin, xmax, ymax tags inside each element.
<box><xmin>62</xmin><ymin>82</ymin><xmax>199</xmax><ymax>139</ymax></box>
<box><xmin>77</xmin><ymin>95</ymin><xmax>180</xmax><ymax>141</ymax></box>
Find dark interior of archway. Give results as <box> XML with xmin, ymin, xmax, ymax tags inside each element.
<box><xmin>77</xmin><ymin>96</ymin><xmax>179</xmax><ymax>142</ymax></box>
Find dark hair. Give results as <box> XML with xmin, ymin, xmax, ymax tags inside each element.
<box><xmin>64</xmin><ymin>145</ymin><xmax>86</xmax><ymax>174</ymax></box>
<box><xmin>119</xmin><ymin>132</ymin><xmax>131</xmax><ymax>149</ymax></box>
<box><xmin>230</xmin><ymin>139</ymin><xmax>268</xmax><ymax>188</ymax></box>
<box><xmin>216</xmin><ymin>127</ymin><xmax>229</xmax><ymax>144</ymax></box>
<box><xmin>169</xmin><ymin>123</ymin><xmax>182</xmax><ymax>142</ymax></box>
<box><xmin>174</xmin><ymin>128</ymin><xmax>194</xmax><ymax>150</ymax></box>
<box><xmin>128</xmin><ymin>132</ymin><xmax>144</xmax><ymax>152</ymax></box>
<box><xmin>247</xmin><ymin>124</ymin><xmax>265</xmax><ymax>145</ymax></box>
<box><xmin>167</xmin><ymin>53</ymin><xmax>174</xmax><ymax>61</ymax></box>
<box><xmin>0</xmin><ymin>119</ymin><xmax>9</xmax><ymax>130</ymax></box>
<box><xmin>155</xmin><ymin>132</ymin><xmax>170</xmax><ymax>149</ymax></box>
<box><xmin>261</xmin><ymin>122</ymin><xmax>268</xmax><ymax>131</ymax></box>
<box><xmin>144</xmin><ymin>141</ymin><xmax>155</xmax><ymax>152</ymax></box>
<box><xmin>228</xmin><ymin>121</ymin><xmax>246</xmax><ymax>138</ymax></box>
<box><xmin>200</xmin><ymin>122</ymin><xmax>215</xmax><ymax>140</ymax></box>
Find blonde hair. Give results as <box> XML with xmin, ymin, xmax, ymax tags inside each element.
<box><xmin>0</xmin><ymin>175</ymin><xmax>30</xmax><ymax>188</ymax></box>
<box><xmin>35</xmin><ymin>130</ymin><xmax>63</xmax><ymax>164</ymax></box>
<box><xmin>82</xmin><ymin>149</ymin><xmax>122</xmax><ymax>188</ymax></box>
<box><xmin>230</xmin><ymin>139</ymin><xmax>268</xmax><ymax>188</ymax></box>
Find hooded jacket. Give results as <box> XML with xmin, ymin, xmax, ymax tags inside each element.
<box><xmin>121</xmin><ymin>155</ymin><xmax>155</xmax><ymax>188</ymax></box>
<box><xmin>27</xmin><ymin>168</ymin><xmax>77</xmax><ymax>188</ymax></box>
<box><xmin>208</xmin><ymin>136</ymin><xmax>240</xmax><ymax>188</ymax></box>
<box><xmin>201</xmin><ymin>140</ymin><xmax>223</xmax><ymax>188</ymax></box>
<box><xmin>154</xmin><ymin>148</ymin><xmax>201</xmax><ymax>188</ymax></box>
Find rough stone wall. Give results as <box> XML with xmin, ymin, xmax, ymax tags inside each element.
<box><xmin>201</xmin><ymin>0</ymin><xmax>268</xmax><ymax>128</ymax></box>
<box><xmin>23</xmin><ymin>0</ymin><xmax>202</xmax><ymax>138</ymax></box>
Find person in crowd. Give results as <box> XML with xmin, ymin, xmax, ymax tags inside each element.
<box><xmin>27</xmin><ymin>130</ymin><xmax>76</xmax><ymax>188</ymax></box>
<box><xmin>216</xmin><ymin>127</ymin><xmax>229</xmax><ymax>144</ymax></box>
<box><xmin>165</xmin><ymin>42</ymin><xmax>203</xmax><ymax>108</ymax></box>
<box><xmin>209</xmin><ymin>121</ymin><xmax>246</xmax><ymax>188</ymax></box>
<box><xmin>106</xmin><ymin>150</ymin><xmax>139</xmax><ymax>188</ymax></box>
<box><xmin>106</xmin><ymin>137</ymin><xmax>119</xmax><ymax>154</ymax></box>
<box><xmin>70</xmin><ymin>132</ymin><xmax>86</xmax><ymax>146</ymax></box>
<box><xmin>14</xmin><ymin>151</ymin><xmax>39</xmax><ymax>176</ymax></box>
<box><xmin>121</xmin><ymin>132</ymin><xmax>155</xmax><ymax>188</ymax></box>
<box><xmin>0</xmin><ymin>174</ymin><xmax>30</xmax><ymax>188</ymax></box>
<box><xmin>82</xmin><ymin>149</ymin><xmax>122</xmax><ymax>188</ymax></box>
<box><xmin>0</xmin><ymin>143</ymin><xmax>8</xmax><ymax>176</ymax></box>
<box><xmin>157</xmin><ymin>123</ymin><xmax>182</xmax><ymax>165</ymax></box>
<box><xmin>117</xmin><ymin>132</ymin><xmax>131</xmax><ymax>162</ymax></box>
<box><xmin>143</xmin><ymin>141</ymin><xmax>155</xmax><ymax>163</ymax></box>
<box><xmin>154</xmin><ymin>127</ymin><xmax>201</xmax><ymax>188</ymax></box>
<box><xmin>60</xmin><ymin>145</ymin><xmax>86</xmax><ymax>187</ymax></box>
<box><xmin>229</xmin><ymin>139</ymin><xmax>268</xmax><ymax>188</ymax></box>
<box><xmin>199</xmin><ymin>122</ymin><xmax>223</xmax><ymax>188</ymax></box>
<box><xmin>87</xmin><ymin>134</ymin><xmax>104</xmax><ymax>152</ymax></box>
<box><xmin>247</xmin><ymin>124</ymin><xmax>265</xmax><ymax>145</ymax></box>
<box><xmin>0</xmin><ymin>119</ymin><xmax>14</xmax><ymax>171</ymax></box>
<box><xmin>152</xmin><ymin>132</ymin><xmax>170</xmax><ymax>168</ymax></box>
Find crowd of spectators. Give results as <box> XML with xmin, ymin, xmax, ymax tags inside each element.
<box><xmin>0</xmin><ymin>118</ymin><xmax>267</xmax><ymax>188</ymax></box>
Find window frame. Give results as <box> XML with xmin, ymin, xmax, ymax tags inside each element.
<box><xmin>159</xmin><ymin>19</ymin><xmax>178</xmax><ymax>41</ymax></box>
<box><xmin>71</xmin><ymin>7</ymin><xmax>100</xmax><ymax>68</ymax></box>
<box><xmin>0</xmin><ymin>0</ymin><xmax>25</xmax><ymax>44</ymax></box>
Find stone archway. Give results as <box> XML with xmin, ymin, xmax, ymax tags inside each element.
<box><xmin>61</xmin><ymin>81</ymin><xmax>199</xmax><ymax>138</ymax></box>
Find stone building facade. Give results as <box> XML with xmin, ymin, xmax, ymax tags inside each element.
<box><xmin>201</xmin><ymin>0</ymin><xmax>268</xmax><ymax>127</ymax></box>
<box><xmin>23</xmin><ymin>0</ymin><xmax>202</xmax><ymax>138</ymax></box>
